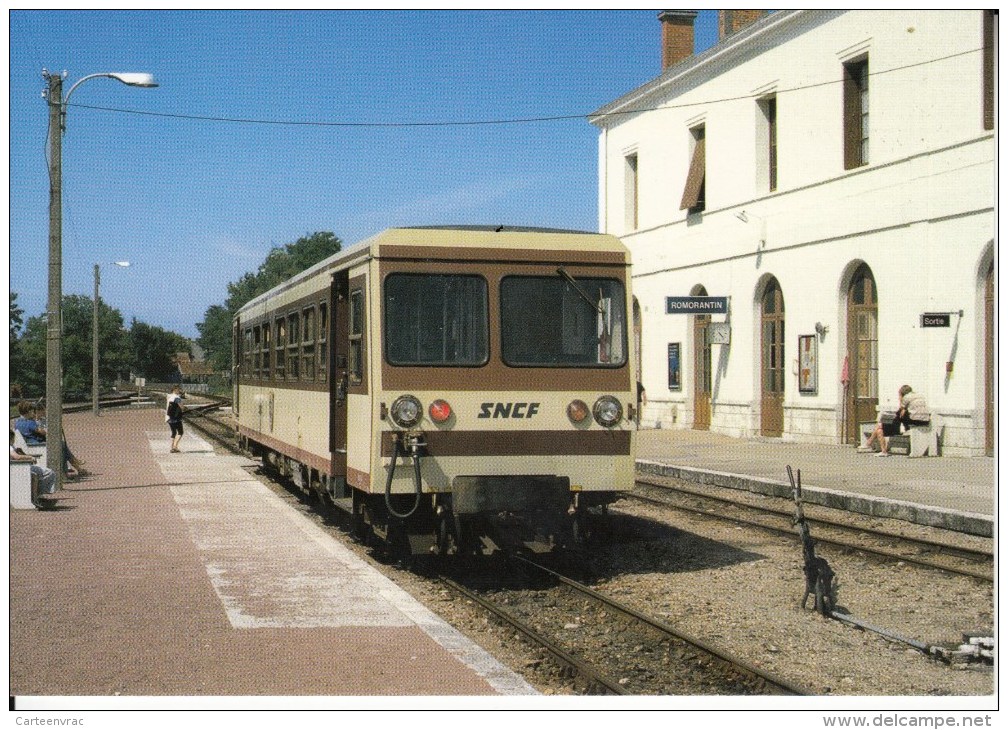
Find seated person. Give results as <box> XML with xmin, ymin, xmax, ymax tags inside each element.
<box><xmin>14</xmin><ymin>400</ymin><xmax>88</xmax><ymax>477</ymax></box>
<box><xmin>10</xmin><ymin>428</ymin><xmax>58</xmax><ymax>503</ymax></box>
<box><xmin>861</xmin><ymin>385</ymin><xmax>929</xmax><ymax>456</ymax></box>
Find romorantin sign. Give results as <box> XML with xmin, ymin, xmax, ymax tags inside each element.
<box><xmin>666</xmin><ymin>296</ymin><xmax>728</xmax><ymax>315</ymax></box>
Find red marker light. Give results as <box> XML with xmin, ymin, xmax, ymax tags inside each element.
<box><xmin>567</xmin><ymin>399</ymin><xmax>590</xmax><ymax>423</ymax></box>
<box><xmin>429</xmin><ymin>399</ymin><xmax>453</xmax><ymax>424</ymax></box>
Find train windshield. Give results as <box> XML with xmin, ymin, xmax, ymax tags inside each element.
<box><xmin>500</xmin><ymin>275</ymin><xmax>627</xmax><ymax>367</ymax></box>
<box><xmin>384</xmin><ymin>273</ymin><xmax>489</xmax><ymax>366</ymax></box>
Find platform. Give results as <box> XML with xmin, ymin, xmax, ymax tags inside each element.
<box><xmin>9</xmin><ymin>408</ymin><xmax>536</xmax><ymax>703</ymax></box>
<box><xmin>635</xmin><ymin>428</ymin><xmax>995</xmax><ymax>537</ymax></box>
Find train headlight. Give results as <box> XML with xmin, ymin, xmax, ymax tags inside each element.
<box><xmin>390</xmin><ymin>394</ymin><xmax>423</xmax><ymax>428</ymax></box>
<box><xmin>428</xmin><ymin>399</ymin><xmax>453</xmax><ymax>424</ymax></box>
<box><xmin>567</xmin><ymin>399</ymin><xmax>590</xmax><ymax>424</ymax></box>
<box><xmin>592</xmin><ymin>395</ymin><xmax>623</xmax><ymax>428</ymax></box>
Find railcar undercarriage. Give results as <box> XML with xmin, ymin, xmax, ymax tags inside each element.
<box><xmin>243</xmin><ymin>435</ymin><xmax>617</xmax><ymax>561</ymax></box>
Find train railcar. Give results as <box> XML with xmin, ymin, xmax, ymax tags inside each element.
<box><xmin>234</xmin><ymin>226</ymin><xmax>636</xmax><ymax>557</ymax></box>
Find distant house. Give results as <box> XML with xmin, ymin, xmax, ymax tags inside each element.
<box><xmin>173</xmin><ymin>351</ymin><xmax>216</xmax><ymax>384</ymax></box>
<box><xmin>590</xmin><ymin>9</ymin><xmax>995</xmax><ymax>456</ymax></box>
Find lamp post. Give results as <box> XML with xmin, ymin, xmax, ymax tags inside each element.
<box><xmin>93</xmin><ymin>261</ymin><xmax>131</xmax><ymax>415</ymax></box>
<box><xmin>44</xmin><ymin>70</ymin><xmax>157</xmax><ymax>486</ymax></box>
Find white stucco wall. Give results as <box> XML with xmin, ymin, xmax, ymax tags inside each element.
<box><xmin>595</xmin><ymin>9</ymin><xmax>995</xmax><ymax>455</ymax></box>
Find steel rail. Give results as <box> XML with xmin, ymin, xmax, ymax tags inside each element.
<box><xmin>514</xmin><ymin>554</ymin><xmax>809</xmax><ymax>696</ymax></box>
<box><xmin>630</xmin><ymin>483</ymin><xmax>992</xmax><ymax>582</ymax></box>
<box><xmin>636</xmin><ymin>477</ymin><xmax>992</xmax><ymax>562</ymax></box>
<box><xmin>439</xmin><ymin>576</ymin><xmax>630</xmax><ymax>696</ymax></box>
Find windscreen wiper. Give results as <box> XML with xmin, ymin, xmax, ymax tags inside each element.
<box><xmin>556</xmin><ymin>268</ymin><xmax>603</xmax><ymax>314</ymax></box>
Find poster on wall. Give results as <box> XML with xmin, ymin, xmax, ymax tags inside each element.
<box><xmin>668</xmin><ymin>342</ymin><xmax>681</xmax><ymax>391</ymax></box>
<box><xmin>798</xmin><ymin>334</ymin><xmax>818</xmax><ymax>394</ymax></box>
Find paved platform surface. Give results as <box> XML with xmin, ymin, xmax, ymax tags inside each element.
<box><xmin>636</xmin><ymin>428</ymin><xmax>995</xmax><ymax>537</ymax></box>
<box><xmin>9</xmin><ymin>409</ymin><xmax>535</xmax><ymax>700</ymax></box>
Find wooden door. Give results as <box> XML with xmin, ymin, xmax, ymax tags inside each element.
<box><xmin>761</xmin><ymin>280</ymin><xmax>785</xmax><ymax>436</ymax></box>
<box><xmin>985</xmin><ymin>262</ymin><xmax>994</xmax><ymax>456</ymax></box>
<box><xmin>845</xmin><ymin>265</ymin><xmax>878</xmax><ymax>444</ymax></box>
<box><xmin>693</xmin><ymin>312</ymin><xmax>712</xmax><ymax>430</ymax></box>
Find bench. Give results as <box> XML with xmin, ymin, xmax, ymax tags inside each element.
<box><xmin>860</xmin><ymin>417</ymin><xmax>940</xmax><ymax>457</ymax></box>
<box><xmin>12</xmin><ymin>429</ymin><xmax>47</xmax><ymax>469</ymax></box>
<box><xmin>887</xmin><ymin>420</ymin><xmax>940</xmax><ymax>457</ymax></box>
<box><xmin>10</xmin><ymin>461</ymin><xmax>38</xmax><ymax>509</ymax></box>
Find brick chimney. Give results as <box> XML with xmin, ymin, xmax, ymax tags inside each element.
<box><xmin>718</xmin><ymin>9</ymin><xmax>766</xmax><ymax>40</ymax></box>
<box><xmin>659</xmin><ymin>10</ymin><xmax>698</xmax><ymax>71</ymax></box>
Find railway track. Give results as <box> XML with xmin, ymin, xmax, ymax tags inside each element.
<box><xmin>185</xmin><ymin>406</ymin><xmax>806</xmax><ymax>694</ymax></box>
<box><xmin>441</xmin><ymin>554</ymin><xmax>807</xmax><ymax>696</ymax></box>
<box><xmin>182</xmin><ymin>406</ymin><xmax>991</xmax><ymax>693</ymax></box>
<box><xmin>185</xmin><ymin>405</ymin><xmax>991</xmax><ymax>584</ymax></box>
<box><xmin>632</xmin><ymin>478</ymin><xmax>993</xmax><ymax>582</ymax></box>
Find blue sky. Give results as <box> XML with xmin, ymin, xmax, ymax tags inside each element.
<box><xmin>10</xmin><ymin>10</ymin><xmax>720</xmax><ymax>337</ymax></box>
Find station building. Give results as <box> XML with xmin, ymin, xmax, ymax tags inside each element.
<box><xmin>590</xmin><ymin>9</ymin><xmax>996</xmax><ymax>456</ymax></box>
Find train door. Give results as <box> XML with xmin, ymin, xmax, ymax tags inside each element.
<box><xmin>232</xmin><ymin>317</ymin><xmax>240</xmax><ymax>414</ymax></box>
<box><xmin>330</xmin><ymin>272</ymin><xmax>349</xmax><ymax>479</ymax></box>
<box><xmin>845</xmin><ymin>264</ymin><xmax>878</xmax><ymax>444</ymax></box>
<box><xmin>760</xmin><ymin>278</ymin><xmax>785</xmax><ymax>436</ymax></box>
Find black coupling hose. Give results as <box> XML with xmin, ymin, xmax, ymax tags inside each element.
<box><xmin>385</xmin><ymin>434</ymin><xmax>424</xmax><ymax>520</ymax></box>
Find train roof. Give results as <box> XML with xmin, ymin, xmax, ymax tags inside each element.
<box><xmin>236</xmin><ymin>226</ymin><xmax>628</xmax><ymax>316</ymax></box>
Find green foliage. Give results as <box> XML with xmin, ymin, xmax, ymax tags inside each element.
<box><xmin>12</xmin><ymin>296</ymin><xmax>122</xmax><ymax>399</ymax></box>
<box><xmin>14</xmin><ymin>313</ymin><xmax>47</xmax><ymax>398</ymax></box>
<box><xmin>10</xmin><ymin>292</ymin><xmax>24</xmax><ymax>343</ymax></box>
<box><xmin>129</xmin><ymin>319</ymin><xmax>191</xmax><ymax>382</ymax></box>
<box><xmin>197</xmin><ymin>231</ymin><xmax>341</xmax><ymax>370</ymax></box>
<box><xmin>9</xmin><ymin>293</ymin><xmax>25</xmax><ymax>396</ymax></box>
<box><xmin>196</xmin><ymin>304</ymin><xmax>233</xmax><ymax>373</ymax></box>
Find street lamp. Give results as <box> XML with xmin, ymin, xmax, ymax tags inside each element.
<box><xmin>93</xmin><ymin>261</ymin><xmax>131</xmax><ymax>415</ymax></box>
<box><xmin>44</xmin><ymin>69</ymin><xmax>157</xmax><ymax>487</ymax></box>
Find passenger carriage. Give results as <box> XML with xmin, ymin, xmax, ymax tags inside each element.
<box><xmin>234</xmin><ymin>226</ymin><xmax>636</xmax><ymax>556</ymax></box>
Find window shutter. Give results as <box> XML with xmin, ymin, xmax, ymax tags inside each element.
<box><xmin>843</xmin><ymin>61</ymin><xmax>863</xmax><ymax>169</ymax></box>
<box><xmin>984</xmin><ymin>10</ymin><xmax>995</xmax><ymax>131</ymax></box>
<box><xmin>679</xmin><ymin>136</ymin><xmax>706</xmax><ymax>211</ymax></box>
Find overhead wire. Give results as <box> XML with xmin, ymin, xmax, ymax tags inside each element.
<box><xmin>59</xmin><ymin>46</ymin><xmax>982</xmax><ymax>130</ymax></box>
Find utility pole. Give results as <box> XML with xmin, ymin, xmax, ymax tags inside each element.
<box><xmin>93</xmin><ymin>263</ymin><xmax>100</xmax><ymax>415</ymax></box>
<box><xmin>45</xmin><ymin>70</ymin><xmax>64</xmax><ymax>488</ymax></box>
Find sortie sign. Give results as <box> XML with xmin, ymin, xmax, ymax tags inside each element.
<box><xmin>666</xmin><ymin>296</ymin><xmax>728</xmax><ymax>315</ymax></box>
<box><xmin>921</xmin><ymin>313</ymin><xmax>951</xmax><ymax>328</ymax></box>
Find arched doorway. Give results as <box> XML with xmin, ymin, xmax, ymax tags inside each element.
<box><xmin>985</xmin><ymin>262</ymin><xmax>994</xmax><ymax>456</ymax></box>
<box><xmin>761</xmin><ymin>278</ymin><xmax>785</xmax><ymax>436</ymax></box>
<box><xmin>845</xmin><ymin>264</ymin><xmax>878</xmax><ymax>444</ymax></box>
<box><xmin>693</xmin><ymin>286</ymin><xmax>712</xmax><ymax>430</ymax></box>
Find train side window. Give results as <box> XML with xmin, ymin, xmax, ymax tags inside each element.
<box><xmin>302</xmin><ymin>306</ymin><xmax>315</xmax><ymax>381</ymax></box>
<box><xmin>287</xmin><ymin>312</ymin><xmax>300</xmax><ymax>380</ymax></box>
<box><xmin>243</xmin><ymin>329</ymin><xmax>252</xmax><ymax>380</ymax></box>
<box><xmin>261</xmin><ymin>321</ymin><xmax>271</xmax><ymax>379</ymax></box>
<box><xmin>348</xmin><ymin>289</ymin><xmax>364</xmax><ymax>384</ymax></box>
<box><xmin>252</xmin><ymin>325</ymin><xmax>261</xmax><ymax>380</ymax></box>
<box><xmin>275</xmin><ymin>319</ymin><xmax>286</xmax><ymax>379</ymax></box>
<box><xmin>318</xmin><ymin>302</ymin><xmax>328</xmax><ymax>383</ymax></box>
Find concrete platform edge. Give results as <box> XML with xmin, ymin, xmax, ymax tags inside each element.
<box><xmin>636</xmin><ymin>460</ymin><xmax>993</xmax><ymax>538</ymax></box>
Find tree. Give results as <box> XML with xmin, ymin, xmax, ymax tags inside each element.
<box><xmin>196</xmin><ymin>304</ymin><xmax>233</xmax><ymax>373</ymax></box>
<box><xmin>197</xmin><ymin>231</ymin><xmax>342</xmax><ymax>370</ymax></box>
<box><xmin>10</xmin><ymin>293</ymin><xmax>25</xmax><ymax>396</ymax></box>
<box><xmin>58</xmin><ymin>294</ymin><xmax>130</xmax><ymax>398</ymax></box>
<box><xmin>11</xmin><ymin>294</ymin><xmax>183</xmax><ymax>400</ymax></box>
<box><xmin>129</xmin><ymin>320</ymin><xmax>191</xmax><ymax>382</ymax></box>
<box><xmin>16</xmin><ymin>314</ymin><xmax>48</xmax><ymax>397</ymax></box>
